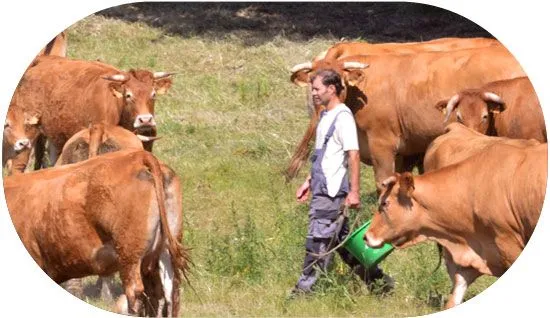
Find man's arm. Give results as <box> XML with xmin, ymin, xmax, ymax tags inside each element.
<box><xmin>345</xmin><ymin>150</ymin><xmax>361</xmax><ymax>208</ymax></box>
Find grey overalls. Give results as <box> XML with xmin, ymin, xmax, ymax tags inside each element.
<box><xmin>295</xmin><ymin>110</ymin><xmax>385</xmax><ymax>292</ymax></box>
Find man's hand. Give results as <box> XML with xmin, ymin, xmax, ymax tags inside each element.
<box><xmin>345</xmin><ymin>191</ymin><xmax>361</xmax><ymax>209</ymax></box>
<box><xmin>296</xmin><ymin>179</ymin><xmax>311</xmax><ymax>203</ymax></box>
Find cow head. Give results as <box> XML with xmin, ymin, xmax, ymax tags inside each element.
<box><xmin>436</xmin><ymin>90</ymin><xmax>506</xmax><ymax>135</ymax></box>
<box><xmin>103</xmin><ymin>70</ymin><xmax>173</xmax><ymax>134</ymax></box>
<box><xmin>364</xmin><ymin>172</ymin><xmax>426</xmax><ymax>249</ymax></box>
<box><xmin>3</xmin><ymin>107</ymin><xmax>41</xmax><ymax>160</ymax></box>
<box><xmin>290</xmin><ymin>57</ymin><xmax>368</xmax><ymax>102</ymax></box>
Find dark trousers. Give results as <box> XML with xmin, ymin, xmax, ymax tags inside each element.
<box><xmin>295</xmin><ymin>195</ymin><xmax>384</xmax><ymax>292</ymax></box>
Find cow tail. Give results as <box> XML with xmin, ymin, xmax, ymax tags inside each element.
<box><xmin>142</xmin><ymin>153</ymin><xmax>190</xmax><ymax>284</ymax></box>
<box><xmin>285</xmin><ymin>104</ymin><xmax>323</xmax><ymax>182</ymax></box>
<box><xmin>431</xmin><ymin>243</ymin><xmax>443</xmax><ymax>275</ymax></box>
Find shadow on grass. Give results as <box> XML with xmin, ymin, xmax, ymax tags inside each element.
<box><xmin>96</xmin><ymin>2</ymin><xmax>492</xmax><ymax>46</ymax></box>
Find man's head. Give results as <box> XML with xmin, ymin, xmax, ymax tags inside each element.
<box><xmin>310</xmin><ymin>69</ymin><xmax>344</xmax><ymax>107</ymax></box>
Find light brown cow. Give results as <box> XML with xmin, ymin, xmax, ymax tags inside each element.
<box><xmin>287</xmin><ymin>37</ymin><xmax>502</xmax><ymax>181</ymax></box>
<box><xmin>364</xmin><ymin>141</ymin><xmax>546</xmax><ymax>309</ymax></box>
<box><xmin>4</xmin><ymin>150</ymin><xmax>188</xmax><ymax>316</ymax></box>
<box><xmin>12</xmin><ymin>55</ymin><xmax>173</xmax><ymax>167</ymax></box>
<box><xmin>289</xmin><ymin>45</ymin><xmax>525</xmax><ymax>193</ymax></box>
<box><xmin>55</xmin><ymin>123</ymin><xmax>168</xmax><ymax>306</ymax></box>
<box><xmin>2</xmin><ymin>104</ymin><xmax>41</xmax><ymax>174</ymax></box>
<box><xmin>435</xmin><ymin>76</ymin><xmax>546</xmax><ymax>142</ymax></box>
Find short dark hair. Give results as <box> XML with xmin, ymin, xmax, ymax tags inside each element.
<box><xmin>311</xmin><ymin>69</ymin><xmax>344</xmax><ymax>96</ymax></box>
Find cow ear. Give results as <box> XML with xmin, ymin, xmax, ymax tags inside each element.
<box><xmin>154</xmin><ymin>78</ymin><xmax>173</xmax><ymax>95</ymax></box>
<box><xmin>399</xmin><ymin>172</ymin><xmax>415</xmax><ymax>198</ymax></box>
<box><xmin>108</xmin><ymin>82</ymin><xmax>124</xmax><ymax>99</ymax></box>
<box><xmin>291</xmin><ymin>70</ymin><xmax>310</xmax><ymax>87</ymax></box>
<box><xmin>345</xmin><ymin>69</ymin><xmax>365</xmax><ymax>86</ymax></box>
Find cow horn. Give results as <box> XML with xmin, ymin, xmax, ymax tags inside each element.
<box><xmin>102</xmin><ymin>74</ymin><xmax>128</xmax><ymax>82</ymax></box>
<box><xmin>342</xmin><ymin>61</ymin><xmax>369</xmax><ymax>70</ymax></box>
<box><xmin>290</xmin><ymin>62</ymin><xmax>313</xmax><ymax>73</ymax></box>
<box><xmin>136</xmin><ymin>134</ymin><xmax>162</xmax><ymax>142</ymax></box>
<box><xmin>482</xmin><ymin>92</ymin><xmax>504</xmax><ymax>104</ymax></box>
<box><xmin>444</xmin><ymin>94</ymin><xmax>461</xmax><ymax>122</ymax></box>
<box><xmin>153</xmin><ymin>72</ymin><xmax>175</xmax><ymax>79</ymax></box>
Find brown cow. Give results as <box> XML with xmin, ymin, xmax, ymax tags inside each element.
<box><xmin>2</xmin><ymin>104</ymin><xmax>41</xmax><ymax>174</ymax></box>
<box><xmin>3</xmin><ymin>31</ymin><xmax>69</xmax><ymax>175</ymax></box>
<box><xmin>290</xmin><ymin>45</ymin><xmax>525</xmax><ymax>193</ymax></box>
<box><xmin>4</xmin><ymin>150</ymin><xmax>188</xmax><ymax>316</ymax></box>
<box><xmin>55</xmin><ymin>123</ymin><xmax>167</xmax><ymax>304</ymax></box>
<box><xmin>287</xmin><ymin>37</ymin><xmax>502</xmax><ymax>181</ymax></box>
<box><xmin>435</xmin><ymin>76</ymin><xmax>546</xmax><ymax>142</ymax></box>
<box><xmin>12</xmin><ymin>55</ymin><xmax>173</xmax><ymax>167</ymax></box>
<box><xmin>364</xmin><ymin>141</ymin><xmax>546</xmax><ymax>309</ymax></box>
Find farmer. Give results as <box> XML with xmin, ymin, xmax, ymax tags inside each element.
<box><xmin>290</xmin><ymin>69</ymin><xmax>394</xmax><ymax>296</ymax></box>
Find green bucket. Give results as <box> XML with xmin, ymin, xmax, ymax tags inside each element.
<box><xmin>343</xmin><ymin>219</ymin><xmax>394</xmax><ymax>268</ymax></box>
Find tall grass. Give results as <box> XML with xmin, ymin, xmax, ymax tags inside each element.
<box><xmin>56</xmin><ymin>15</ymin><xmax>498</xmax><ymax>316</ymax></box>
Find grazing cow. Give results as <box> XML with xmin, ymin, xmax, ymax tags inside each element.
<box><xmin>435</xmin><ymin>76</ymin><xmax>546</xmax><ymax>142</ymax></box>
<box><xmin>364</xmin><ymin>141</ymin><xmax>546</xmax><ymax>309</ymax></box>
<box><xmin>289</xmin><ymin>45</ymin><xmax>525</xmax><ymax>193</ymax></box>
<box><xmin>287</xmin><ymin>37</ymin><xmax>502</xmax><ymax>181</ymax></box>
<box><xmin>12</xmin><ymin>55</ymin><xmax>173</xmax><ymax>167</ymax></box>
<box><xmin>4</xmin><ymin>150</ymin><xmax>188</xmax><ymax>316</ymax></box>
<box><xmin>55</xmin><ymin>123</ymin><xmax>151</xmax><ymax>166</ymax></box>
<box><xmin>2</xmin><ymin>104</ymin><xmax>41</xmax><ymax>174</ymax></box>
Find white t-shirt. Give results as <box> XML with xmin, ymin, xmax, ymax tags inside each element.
<box><xmin>314</xmin><ymin>103</ymin><xmax>359</xmax><ymax>197</ymax></box>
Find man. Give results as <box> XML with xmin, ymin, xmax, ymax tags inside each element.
<box><xmin>291</xmin><ymin>69</ymin><xmax>394</xmax><ymax>296</ymax></box>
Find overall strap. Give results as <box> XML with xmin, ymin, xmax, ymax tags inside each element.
<box><xmin>322</xmin><ymin>110</ymin><xmax>349</xmax><ymax>148</ymax></box>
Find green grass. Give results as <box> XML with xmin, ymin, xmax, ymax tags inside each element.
<box><xmin>58</xmin><ymin>14</ymin><xmax>498</xmax><ymax>316</ymax></box>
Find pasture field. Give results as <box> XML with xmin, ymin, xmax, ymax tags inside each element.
<box><xmin>29</xmin><ymin>6</ymin><xmax>496</xmax><ymax>317</ymax></box>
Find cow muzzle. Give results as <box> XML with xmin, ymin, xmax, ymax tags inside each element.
<box><xmin>364</xmin><ymin>232</ymin><xmax>384</xmax><ymax>249</ymax></box>
<box><xmin>133</xmin><ymin>114</ymin><xmax>156</xmax><ymax>129</ymax></box>
<box><xmin>13</xmin><ymin>138</ymin><xmax>30</xmax><ymax>152</ymax></box>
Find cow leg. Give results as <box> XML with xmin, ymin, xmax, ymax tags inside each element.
<box><xmin>118</xmin><ymin>261</ymin><xmax>145</xmax><ymax>315</ymax></box>
<box><xmin>158</xmin><ymin>248</ymin><xmax>175</xmax><ymax>317</ymax></box>
<box><xmin>33</xmin><ymin>135</ymin><xmax>46</xmax><ymax>170</ymax></box>
<box><xmin>47</xmin><ymin>140</ymin><xmax>59</xmax><ymax>167</ymax></box>
<box><xmin>443</xmin><ymin>251</ymin><xmax>481</xmax><ymax>309</ymax></box>
<box><xmin>368</xmin><ymin>138</ymin><xmax>397</xmax><ymax>195</ymax></box>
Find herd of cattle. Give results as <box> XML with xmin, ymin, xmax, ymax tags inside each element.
<box><xmin>288</xmin><ymin>37</ymin><xmax>547</xmax><ymax>309</ymax></box>
<box><xmin>3</xmin><ymin>32</ymin><xmax>188</xmax><ymax>316</ymax></box>
<box><xmin>1</xmin><ymin>31</ymin><xmax>547</xmax><ymax>315</ymax></box>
